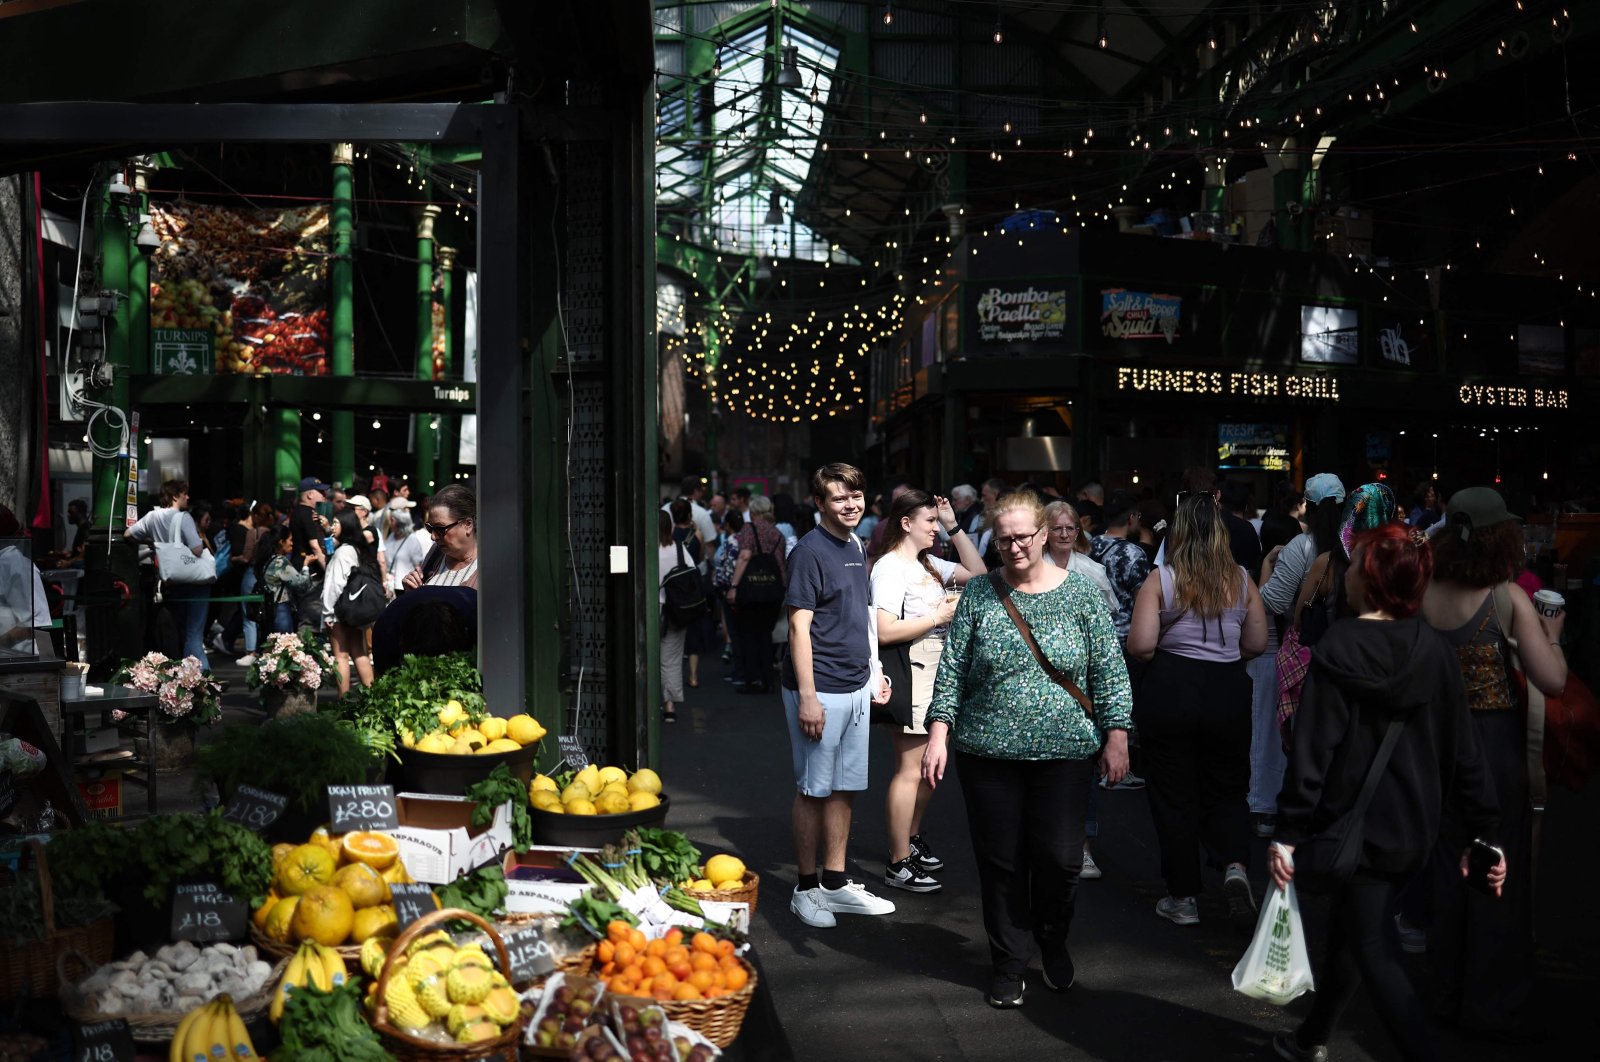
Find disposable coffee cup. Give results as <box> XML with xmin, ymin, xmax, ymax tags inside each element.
<box><xmin>1533</xmin><ymin>589</ymin><xmax>1565</xmax><ymax>619</ymax></box>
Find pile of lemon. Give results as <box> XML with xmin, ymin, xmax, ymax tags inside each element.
<box><xmin>529</xmin><ymin>765</ymin><xmax>663</xmax><ymax>816</ymax></box>
<box><xmin>404</xmin><ymin>699</ymin><xmax>548</xmax><ymax>756</ymax></box>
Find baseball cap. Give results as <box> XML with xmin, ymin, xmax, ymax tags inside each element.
<box><xmin>387</xmin><ymin>497</ymin><xmax>416</xmax><ymax>510</ymax></box>
<box><xmin>298</xmin><ymin>476</ymin><xmax>330</xmax><ymax>495</ymax></box>
<box><xmin>346</xmin><ymin>495</ymin><xmax>372</xmax><ymax>511</ymax></box>
<box><xmin>1303</xmin><ymin>473</ymin><xmax>1346</xmax><ymax>505</ymax></box>
<box><xmin>1445</xmin><ymin>487</ymin><xmax>1519</xmax><ymax>541</ymax></box>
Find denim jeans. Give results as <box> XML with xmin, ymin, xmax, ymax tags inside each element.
<box><xmin>168</xmin><ymin>594</ymin><xmax>212</xmax><ymax>672</ymax></box>
<box><xmin>222</xmin><ymin>568</ymin><xmax>260</xmax><ymax>653</ymax></box>
<box><xmin>273</xmin><ymin>601</ymin><xmax>296</xmax><ymax>635</ymax></box>
<box><xmin>1246</xmin><ymin>652</ymin><xmax>1286</xmax><ymax>815</ymax></box>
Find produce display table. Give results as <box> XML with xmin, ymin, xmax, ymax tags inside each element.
<box><xmin>58</xmin><ymin>683</ymin><xmax>159</xmax><ymax>819</ymax></box>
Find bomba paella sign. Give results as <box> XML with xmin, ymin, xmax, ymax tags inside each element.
<box><xmin>974</xmin><ymin>285</ymin><xmax>1068</xmax><ymax>344</ymax></box>
<box><xmin>1101</xmin><ymin>289</ymin><xmax>1181</xmax><ymax>344</ymax></box>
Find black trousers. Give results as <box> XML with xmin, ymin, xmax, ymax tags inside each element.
<box><xmin>955</xmin><ymin>751</ymin><xmax>1093</xmax><ymax>976</ymax></box>
<box><xmin>732</xmin><ymin>603</ymin><xmax>779</xmax><ymax>689</ymax></box>
<box><xmin>1299</xmin><ymin>876</ymin><xmax>1437</xmax><ymax>1061</ymax></box>
<box><xmin>1134</xmin><ymin>651</ymin><xmax>1252</xmax><ymax>897</ymax></box>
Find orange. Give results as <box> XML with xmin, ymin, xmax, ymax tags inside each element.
<box><xmin>271</xmin><ymin>843</ymin><xmax>295</xmax><ymax>870</ymax></box>
<box><xmin>663</xmin><ymin>928</ymin><xmax>683</xmax><ymax>947</ymax></box>
<box><xmin>668</xmin><ymin>960</ymin><xmax>692</xmax><ymax>981</ymax></box>
<box><xmin>309</xmin><ymin>827</ymin><xmax>343</xmax><ymax>863</ymax></box>
<box><xmin>691</xmin><ymin>931</ymin><xmax>718</xmax><ymax>955</ymax></box>
<box><xmin>723</xmin><ymin>964</ymin><xmax>749</xmax><ymax>992</ymax></box>
<box><xmin>651</xmin><ymin>973</ymin><xmax>677</xmax><ymax>995</ymax></box>
<box><xmin>275</xmin><ymin>844</ymin><xmax>336</xmax><ymax>896</ymax></box>
<box><xmin>715</xmin><ymin>939</ymin><xmax>735</xmax><ymax>958</ymax></box>
<box><xmin>349</xmin><ymin>904</ymin><xmax>398</xmax><ymax>944</ymax></box>
<box><xmin>262</xmin><ymin>895</ymin><xmax>299</xmax><ymax>943</ymax></box>
<box><xmin>341</xmin><ymin>831</ymin><xmax>400</xmax><ymax>871</ymax></box>
<box><xmin>644</xmin><ymin>939</ymin><xmax>667</xmax><ymax>959</ymax></box>
<box><xmin>690</xmin><ymin>953</ymin><xmax>718</xmax><ymax>973</ymax></box>
<box><xmin>664</xmin><ymin>946</ymin><xmax>688</xmax><ymax>966</ymax></box>
<box><xmin>597</xmin><ymin>941</ymin><xmax>615</xmax><ymax>963</ymax></box>
<box><xmin>607</xmin><ymin>921</ymin><xmax>632</xmax><ymax>944</ymax></box>
<box><xmin>251</xmin><ymin>889</ymin><xmax>280</xmax><ymax>930</ymax></box>
<box><xmin>641</xmin><ymin>956</ymin><xmax>666</xmax><ymax>978</ymax></box>
<box><xmin>629</xmin><ymin>929</ymin><xmax>647</xmax><ymax>952</ymax></box>
<box><xmin>291</xmin><ymin>884</ymin><xmax>355</xmax><ymax>946</ymax></box>
<box><xmin>608</xmin><ymin>976</ymin><xmax>633</xmax><ymax>995</ymax></box>
<box><xmin>672</xmin><ymin>983</ymin><xmax>702</xmax><ymax>1001</ymax></box>
<box><xmin>688</xmin><ymin>971</ymin><xmax>715</xmax><ymax>993</ymax></box>
<box><xmin>613</xmin><ymin>942</ymin><xmax>636</xmax><ymax>967</ymax></box>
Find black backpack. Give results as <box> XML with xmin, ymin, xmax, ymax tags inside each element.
<box><xmin>738</xmin><ymin>527</ymin><xmax>785</xmax><ymax>605</ymax></box>
<box><xmin>661</xmin><ymin>540</ymin><xmax>708</xmax><ymax>629</ymax></box>
<box><xmin>334</xmin><ymin>554</ymin><xmax>387</xmax><ymax>627</ymax></box>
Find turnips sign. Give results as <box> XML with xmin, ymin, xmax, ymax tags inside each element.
<box><xmin>974</xmin><ymin>285</ymin><xmax>1069</xmax><ymax>343</ymax></box>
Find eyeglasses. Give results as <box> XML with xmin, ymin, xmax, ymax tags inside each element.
<box><xmin>995</xmin><ymin>528</ymin><xmax>1044</xmax><ymax>551</ymax></box>
<box><xmin>424</xmin><ymin>520</ymin><xmax>463</xmax><ymax>537</ymax></box>
<box><xmin>1048</xmin><ymin>525</ymin><xmax>1079</xmax><ymax>536</ymax></box>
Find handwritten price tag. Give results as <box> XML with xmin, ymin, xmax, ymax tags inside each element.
<box><xmin>73</xmin><ymin>1019</ymin><xmax>135</xmax><ymax>1062</ymax></box>
<box><xmin>390</xmin><ymin>883</ymin><xmax>436</xmax><ymax>931</ymax></box>
<box><xmin>326</xmin><ymin>784</ymin><xmax>398</xmax><ymax>832</ymax></box>
<box><xmin>502</xmin><ymin>925</ymin><xmax>556</xmax><ymax>983</ymax></box>
<box><xmin>558</xmin><ymin>736</ymin><xmax>589</xmax><ymax>771</ymax></box>
<box><xmin>171</xmin><ymin>883</ymin><xmax>248</xmax><ymax>943</ymax></box>
<box><xmin>221</xmin><ymin>783</ymin><xmax>288</xmax><ymax>832</ymax></box>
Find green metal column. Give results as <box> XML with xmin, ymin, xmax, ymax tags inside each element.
<box><xmin>413</xmin><ymin>204</ymin><xmax>440</xmax><ymax>490</ymax></box>
<box><xmin>90</xmin><ymin>171</ymin><xmax>131</xmax><ymax>531</ymax></box>
<box><xmin>127</xmin><ymin>160</ymin><xmax>151</xmax><ymax>376</ymax></box>
<box><xmin>436</xmin><ymin>245</ymin><xmax>457</xmax><ymax>484</ymax></box>
<box><xmin>1202</xmin><ymin>151</ymin><xmax>1227</xmax><ymax>215</ymax></box>
<box><xmin>272</xmin><ymin>410</ymin><xmax>301</xmax><ymax>496</ymax></box>
<box><xmin>703</xmin><ymin>313</ymin><xmax>722</xmax><ymax>475</ymax></box>
<box><xmin>330</xmin><ymin>143</ymin><xmax>356</xmax><ymax>488</ymax></box>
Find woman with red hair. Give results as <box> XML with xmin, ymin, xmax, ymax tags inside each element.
<box><xmin>1268</xmin><ymin>523</ymin><xmax>1503</xmax><ymax>1062</ymax></box>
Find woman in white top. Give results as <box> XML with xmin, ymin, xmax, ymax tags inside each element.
<box><xmin>321</xmin><ymin>510</ymin><xmax>378</xmax><ymax>695</ymax></box>
<box><xmin>125</xmin><ymin>479</ymin><xmax>211</xmax><ymax>669</ymax></box>
<box><xmin>869</xmin><ymin>489</ymin><xmax>987</xmax><ymax>892</ymax></box>
<box><xmin>402</xmin><ymin>485</ymin><xmax>478</xmax><ymax>590</ymax></box>
<box><xmin>381</xmin><ymin>502</ymin><xmax>429</xmax><ymax>593</ymax></box>
<box><xmin>656</xmin><ymin>510</ymin><xmax>688</xmax><ymax>723</ymax></box>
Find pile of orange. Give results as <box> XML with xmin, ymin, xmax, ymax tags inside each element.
<box><xmin>595</xmin><ymin>922</ymin><xmax>749</xmax><ymax>1002</ymax></box>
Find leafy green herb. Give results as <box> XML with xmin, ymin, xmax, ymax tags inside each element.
<box><xmin>465</xmin><ymin>763</ymin><xmax>532</xmax><ymax>853</ymax></box>
<box><xmin>434</xmin><ymin>864</ymin><xmax>508</xmax><ymax>923</ymax></box>
<box><xmin>276</xmin><ymin>978</ymin><xmax>394</xmax><ymax>1062</ymax></box>
<box><xmin>562</xmin><ymin>890</ymin><xmax>636</xmax><ymax>937</ymax></box>
<box><xmin>630</xmin><ymin>827</ymin><xmax>702</xmax><ymax>887</ymax></box>
<box><xmin>335</xmin><ymin>652</ymin><xmax>486</xmax><ymax>752</ymax></box>
<box><xmin>195</xmin><ymin>713</ymin><xmax>378</xmax><ymax>817</ymax></box>
<box><xmin>44</xmin><ymin>812</ymin><xmax>274</xmax><ymax>909</ymax></box>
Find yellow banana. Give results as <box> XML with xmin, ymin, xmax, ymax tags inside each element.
<box><xmin>314</xmin><ymin>942</ymin><xmax>348</xmax><ymax>988</ymax></box>
<box><xmin>182</xmin><ymin>999</ymin><xmax>218</xmax><ymax>1062</ymax></box>
<box><xmin>304</xmin><ymin>943</ymin><xmax>333</xmax><ymax>992</ymax></box>
<box><xmin>168</xmin><ymin>1002</ymin><xmax>204</xmax><ymax>1062</ymax></box>
<box><xmin>221</xmin><ymin>997</ymin><xmax>256</xmax><ymax>1061</ymax></box>
<box><xmin>203</xmin><ymin>998</ymin><xmax>233</xmax><ymax>1062</ymax></box>
<box><xmin>271</xmin><ymin>945</ymin><xmax>310</xmax><ymax>1025</ymax></box>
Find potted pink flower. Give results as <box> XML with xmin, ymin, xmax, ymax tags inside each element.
<box><xmin>112</xmin><ymin>652</ymin><xmax>224</xmax><ymax>770</ymax></box>
<box><xmin>245</xmin><ymin>631</ymin><xmax>334</xmax><ymax>717</ymax></box>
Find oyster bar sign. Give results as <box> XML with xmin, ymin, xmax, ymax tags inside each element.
<box><xmin>975</xmin><ymin>285</ymin><xmax>1068</xmax><ymax>343</ymax></box>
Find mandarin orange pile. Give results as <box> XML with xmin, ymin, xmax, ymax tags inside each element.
<box><xmin>595</xmin><ymin>922</ymin><xmax>749</xmax><ymax>1003</ymax></box>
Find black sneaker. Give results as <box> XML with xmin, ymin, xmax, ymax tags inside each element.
<box><xmin>987</xmin><ymin>971</ymin><xmax>1025</xmax><ymax>1008</ymax></box>
<box><xmin>909</xmin><ymin>833</ymin><xmax>944</xmax><ymax>873</ymax></box>
<box><xmin>884</xmin><ymin>856</ymin><xmax>942</xmax><ymax>893</ymax></box>
<box><xmin>1040</xmin><ymin>948</ymin><xmax>1075</xmax><ymax>992</ymax></box>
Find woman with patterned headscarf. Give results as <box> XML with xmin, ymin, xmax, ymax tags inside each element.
<box><xmin>1290</xmin><ymin>482</ymin><xmax>1398</xmax><ymax>638</ymax></box>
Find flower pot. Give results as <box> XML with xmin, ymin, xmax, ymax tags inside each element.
<box><xmin>135</xmin><ymin>722</ymin><xmax>196</xmax><ymax>773</ymax></box>
<box><xmin>261</xmin><ymin>686</ymin><xmax>318</xmax><ymax>718</ymax></box>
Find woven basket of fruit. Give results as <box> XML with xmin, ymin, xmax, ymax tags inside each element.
<box><xmin>370</xmin><ymin>908</ymin><xmax>533</xmax><ymax>1062</ymax></box>
<box><xmin>58</xmin><ymin>945</ymin><xmax>284</xmax><ymax>1043</ymax></box>
<box><xmin>594</xmin><ymin>926</ymin><xmax>755</xmax><ymax>1049</ymax></box>
<box><xmin>656</xmin><ymin>957</ymin><xmax>756</xmax><ymax>1048</ymax></box>
<box><xmin>689</xmin><ymin>869</ymin><xmax>759</xmax><ymax>918</ymax></box>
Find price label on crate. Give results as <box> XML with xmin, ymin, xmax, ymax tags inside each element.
<box><xmin>326</xmin><ymin>784</ymin><xmax>398</xmax><ymax>832</ymax></box>
<box><xmin>72</xmin><ymin>1019</ymin><xmax>135</xmax><ymax>1062</ymax></box>
<box><xmin>171</xmin><ymin>883</ymin><xmax>248</xmax><ymax>943</ymax></box>
<box><xmin>221</xmin><ymin>783</ymin><xmax>288</xmax><ymax>833</ymax></box>
<box><xmin>558</xmin><ymin>736</ymin><xmax>589</xmax><ymax>770</ymax></box>
<box><xmin>390</xmin><ymin>883</ymin><xmax>436</xmax><ymax>931</ymax></box>
<box><xmin>0</xmin><ymin>766</ymin><xmax>15</xmax><ymax>819</ymax></box>
<box><xmin>502</xmin><ymin>925</ymin><xmax>557</xmax><ymax>983</ymax></box>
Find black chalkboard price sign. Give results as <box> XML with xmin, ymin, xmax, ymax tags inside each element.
<box><xmin>221</xmin><ymin>783</ymin><xmax>288</xmax><ymax>832</ymax></box>
<box><xmin>170</xmin><ymin>883</ymin><xmax>248</xmax><ymax>943</ymax></box>
<box><xmin>390</xmin><ymin>883</ymin><xmax>436</xmax><ymax>931</ymax></box>
<box><xmin>72</xmin><ymin>1018</ymin><xmax>135</xmax><ymax>1062</ymax></box>
<box><xmin>557</xmin><ymin>736</ymin><xmax>589</xmax><ymax>771</ymax></box>
<box><xmin>502</xmin><ymin>925</ymin><xmax>557</xmax><ymax>983</ymax></box>
<box><xmin>326</xmin><ymin>784</ymin><xmax>398</xmax><ymax>832</ymax></box>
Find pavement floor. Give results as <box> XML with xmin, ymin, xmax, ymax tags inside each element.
<box><xmin>168</xmin><ymin>651</ymin><xmax>1599</xmax><ymax>1062</ymax></box>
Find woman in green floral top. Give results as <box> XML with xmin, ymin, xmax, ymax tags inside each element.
<box><xmin>923</xmin><ymin>490</ymin><xmax>1132</xmax><ymax>1009</ymax></box>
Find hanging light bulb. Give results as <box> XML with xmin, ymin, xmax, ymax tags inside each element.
<box><xmin>882</xmin><ymin>0</ymin><xmax>893</xmax><ymax>25</ymax></box>
<box><xmin>1097</xmin><ymin>4</ymin><xmax>1108</xmax><ymax>48</ymax></box>
<box><xmin>776</xmin><ymin>45</ymin><xmax>803</xmax><ymax>88</ymax></box>
<box><xmin>993</xmin><ymin>0</ymin><xmax>1003</xmax><ymax>43</ymax></box>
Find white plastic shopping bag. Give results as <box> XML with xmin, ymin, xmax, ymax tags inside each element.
<box><xmin>1231</xmin><ymin>879</ymin><xmax>1315</xmax><ymax>1005</ymax></box>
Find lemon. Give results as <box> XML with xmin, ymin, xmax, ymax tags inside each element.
<box><xmin>601</xmin><ymin>781</ymin><xmax>629</xmax><ymax>799</ymax></box>
<box><xmin>565</xmin><ymin>799</ymin><xmax>597</xmax><ymax>816</ymax></box>
<box><xmin>400</xmin><ymin>729</ymin><xmax>417</xmax><ymax>749</ymax></box>
<box><xmin>714</xmin><ymin>879</ymin><xmax>743</xmax><ymax>891</ymax></box>
<box><xmin>449</xmin><ymin>738</ymin><xmax>476</xmax><ymax>756</ymax></box>
<box><xmin>437</xmin><ymin>700</ymin><xmax>466</xmax><ymax>728</ymax></box>
<box><xmin>598</xmin><ymin>765</ymin><xmax>628</xmax><ymax>786</ymax></box>
<box><xmin>529</xmin><ymin>774</ymin><xmax>557</xmax><ymax>793</ymax></box>
<box><xmin>705</xmin><ymin>854</ymin><xmax>746</xmax><ymax>884</ymax></box>
<box><xmin>575</xmin><ymin>764</ymin><xmax>602</xmax><ymax>794</ymax></box>
<box><xmin>456</xmin><ymin>729</ymin><xmax>485</xmax><ymax>749</ymax></box>
<box><xmin>505</xmin><ymin>715</ymin><xmax>545</xmax><ymax>745</ymax></box>
<box><xmin>530</xmin><ymin>789</ymin><xmax>562</xmax><ymax>811</ymax></box>
<box><xmin>416</xmin><ymin>732</ymin><xmax>453</xmax><ymax>754</ymax></box>
<box><xmin>478</xmin><ymin>717</ymin><xmax>507</xmax><ymax>742</ymax></box>
<box><xmin>559</xmin><ymin>782</ymin><xmax>591</xmax><ymax>804</ymax></box>
<box><xmin>481</xmin><ymin>738</ymin><xmax>521</xmax><ymax>754</ymax></box>
<box><xmin>593</xmin><ymin>790</ymin><xmax>630</xmax><ymax>815</ymax></box>
<box><xmin>626</xmin><ymin>768</ymin><xmax>662</xmax><ymax>795</ymax></box>
<box><xmin>690</xmin><ymin>879</ymin><xmax>714</xmax><ymax>891</ymax></box>
<box><xmin>627</xmin><ymin>791</ymin><xmax>661</xmax><ymax>811</ymax></box>
<box><xmin>539</xmin><ymin>800</ymin><xmax>564</xmax><ymax>814</ymax></box>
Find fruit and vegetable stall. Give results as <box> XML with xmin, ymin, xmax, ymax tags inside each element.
<box><xmin>0</xmin><ymin>654</ymin><xmax>764</xmax><ymax>1060</ymax></box>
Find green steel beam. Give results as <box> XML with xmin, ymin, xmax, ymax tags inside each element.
<box><xmin>330</xmin><ymin>143</ymin><xmax>356</xmax><ymax>488</ymax></box>
<box><xmin>436</xmin><ymin>245</ymin><xmax>458</xmax><ymax>484</ymax></box>
<box><xmin>89</xmin><ymin>174</ymin><xmax>131</xmax><ymax>532</ymax></box>
<box><xmin>414</xmin><ymin>199</ymin><xmax>440</xmax><ymax>490</ymax></box>
<box><xmin>131</xmin><ymin>374</ymin><xmax>476</xmax><ymax>410</ymax></box>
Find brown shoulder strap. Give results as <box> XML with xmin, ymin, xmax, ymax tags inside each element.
<box><xmin>988</xmin><ymin>571</ymin><xmax>1094</xmax><ymax>716</ymax></box>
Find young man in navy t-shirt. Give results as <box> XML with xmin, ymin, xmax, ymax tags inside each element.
<box><xmin>783</xmin><ymin>462</ymin><xmax>896</xmax><ymax>929</ymax></box>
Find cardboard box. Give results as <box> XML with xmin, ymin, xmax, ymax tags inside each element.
<box><xmin>392</xmin><ymin>793</ymin><xmax>514</xmax><ymax>884</ymax></box>
<box><xmin>502</xmin><ymin>845</ymin><xmax>596</xmax><ymax>914</ymax></box>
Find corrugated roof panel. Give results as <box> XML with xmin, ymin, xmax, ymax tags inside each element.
<box><xmin>872</xmin><ymin>41</ymin><xmax>954</xmax><ymax>86</ymax></box>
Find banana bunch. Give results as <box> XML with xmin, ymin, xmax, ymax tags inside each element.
<box><xmin>270</xmin><ymin>941</ymin><xmax>349</xmax><ymax>1024</ymax></box>
<box><xmin>169</xmin><ymin>994</ymin><xmax>256</xmax><ymax>1062</ymax></box>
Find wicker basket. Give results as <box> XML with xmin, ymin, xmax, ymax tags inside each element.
<box><xmin>657</xmin><ymin>956</ymin><xmax>759</xmax><ymax>1048</ymax></box>
<box><xmin>0</xmin><ymin>840</ymin><xmax>114</xmax><ymax>998</ymax></box>
<box><xmin>58</xmin><ymin>950</ymin><xmax>286</xmax><ymax>1043</ymax></box>
<box><xmin>371</xmin><ymin>908</ymin><xmax>533</xmax><ymax>1062</ymax></box>
<box><xmin>249</xmin><ymin>921</ymin><xmax>364</xmax><ymax>963</ymax></box>
<box><xmin>693</xmin><ymin>871</ymin><xmax>760</xmax><ymax>917</ymax></box>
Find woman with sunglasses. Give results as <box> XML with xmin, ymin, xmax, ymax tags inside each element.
<box><xmin>1127</xmin><ymin>492</ymin><xmax>1267</xmax><ymax>929</ymax></box>
<box><xmin>923</xmin><ymin>490</ymin><xmax>1131</xmax><ymax>1008</ymax></box>
<box><xmin>403</xmin><ymin>484</ymin><xmax>478</xmax><ymax>590</ymax></box>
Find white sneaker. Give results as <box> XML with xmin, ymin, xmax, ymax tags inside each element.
<box><xmin>819</xmin><ymin>879</ymin><xmax>896</xmax><ymax>916</ymax></box>
<box><xmin>1079</xmin><ymin>847</ymin><xmax>1102</xmax><ymax>880</ymax></box>
<box><xmin>790</xmin><ymin>887</ymin><xmax>837</xmax><ymax>928</ymax></box>
<box><xmin>236</xmin><ymin>654</ymin><xmax>257</xmax><ymax>668</ymax></box>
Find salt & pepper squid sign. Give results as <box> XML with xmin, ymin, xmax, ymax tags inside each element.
<box><xmin>1100</xmin><ymin>289</ymin><xmax>1182</xmax><ymax>344</ymax></box>
<box><xmin>1457</xmin><ymin>384</ymin><xmax>1570</xmax><ymax>409</ymax></box>
<box><xmin>1115</xmin><ymin>366</ymin><xmax>1341</xmax><ymax>401</ymax></box>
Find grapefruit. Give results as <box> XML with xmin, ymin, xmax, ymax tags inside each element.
<box><xmin>276</xmin><ymin>844</ymin><xmax>337</xmax><ymax>896</ymax></box>
<box><xmin>333</xmin><ymin>862</ymin><xmax>390</xmax><ymax>908</ymax></box>
<box><xmin>292</xmin><ymin>884</ymin><xmax>355</xmax><ymax>946</ymax></box>
<box><xmin>341</xmin><ymin>831</ymin><xmax>400</xmax><ymax>871</ymax></box>
<box><xmin>350</xmin><ymin>904</ymin><xmax>399</xmax><ymax>944</ymax></box>
<box><xmin>263</xmin><ymin>895</ymin><xmax>300</xmax><ymax>943</ymax></box>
